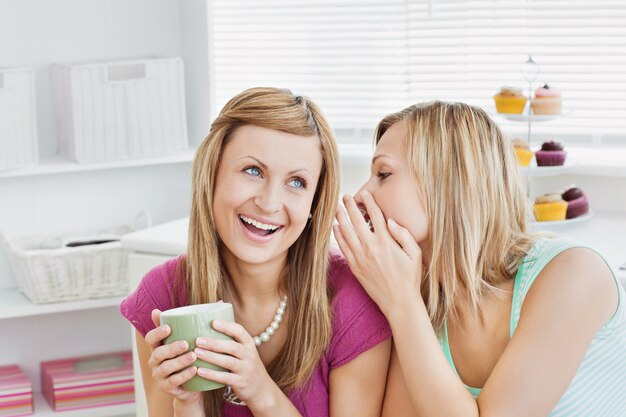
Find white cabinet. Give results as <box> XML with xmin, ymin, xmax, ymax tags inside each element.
<box><xmin>126</xmin><ymin>252</ymin><xmax>175</xmax><ymax>417</ymax></box>
<box><xmin>0</xmin><ymin>1</ymin><xmax>210</xmax><ymax>415</ymax></box>
<box><xmin>122</xmin><ymin>217</ymin><xmax>189</xmax><ymax>417</ymax></box>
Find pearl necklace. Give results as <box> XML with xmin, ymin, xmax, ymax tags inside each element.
<box><xmin>252</xmin><ymin>296</ymin><xmax>287</xmax><ymax>347</ymax></box>
<box><xmin>223</xmin><ymin>296</ymin><xmax>288</xmax><ymax>406</ymax></box>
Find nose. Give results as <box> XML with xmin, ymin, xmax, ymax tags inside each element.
<box><xmin>353</xmin><ymin>177</ymin><xmax>374</xmax><ymax>206</ymax></box>
<box><xmin>253</xmin><ymin>181</ymin><xmax>282</xmax><ymax>213</ymax></box>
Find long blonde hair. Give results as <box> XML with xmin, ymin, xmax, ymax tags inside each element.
<box><xmin>183</xmin><ymin>87</ymin><xmax>339</xmax><ymax>415</ymax></box>
<box><xmin>375</xmin><ymin>101</ymin><xmax>536</xmax><ymax>333</ymax></box>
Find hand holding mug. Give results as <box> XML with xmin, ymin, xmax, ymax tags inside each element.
<box><xmin>144</xmin><ymin>309</ymin><xmax>202</xmax><ymax>406</ymax></box>
<box><xmin>193</xmin><ymin>319</ymin><xmax>277</xmax><ymax>408</ymax></box>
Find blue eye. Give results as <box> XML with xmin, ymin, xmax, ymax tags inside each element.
<box><xmin>244</xmin><ymin>166</ymin><xmax>262</xmax><ymax>177</ymax></box>
<box><xmin>288</xmin><ymin>178</ymin><xmax>306</xmax><ymax>189</ymax></box>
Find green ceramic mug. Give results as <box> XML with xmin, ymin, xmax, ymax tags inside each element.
<box><xmin>160</xmin><ymin>302</ymin><xmax>234</xmax><ymax>391</ymax></box>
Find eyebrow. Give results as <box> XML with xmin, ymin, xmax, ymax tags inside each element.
<box><xmin>372</xmin><ymin>154</ymin><xmax>391</xmax><ymax>165</ymax></box>
<box><xmin>240</xmin><ymin>156</ymin><xmax>312</xmax><ymax>176</ymax></box>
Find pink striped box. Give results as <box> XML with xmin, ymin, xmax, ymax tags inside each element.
<box><xmin>40</xmin><ymin>351</ymin><xmax>134</xmax><ymax>412</ymax></box>
<box><xmin>0</xmin><ymin>365</ymin><xmax>33</xmax><ymax>417</ymax></box>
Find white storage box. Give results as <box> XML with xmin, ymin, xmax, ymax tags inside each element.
<box><xmin>51</xmin><ymin>57</ymin><xmax>188</xmax><ymax>163</ymax></box>
<box><xmin>0</xmin><ymin>67</ymin><xmax>38</xmax><ymax>170</ymax></box>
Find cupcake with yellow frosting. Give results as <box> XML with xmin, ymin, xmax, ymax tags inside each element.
<box><xmin>511</xmin><ymin>138</ymin><xmax>533</xmax><ymax>167</ymax></box>
<box><xmin>493</xmin><ymin>86</ymin><xmax>527</xmax><ymax>114</ymax></box>
<box><xmin>533</xmin><ymin>193</ymin><xmax>568</xmax><ymax>222</ymax></box>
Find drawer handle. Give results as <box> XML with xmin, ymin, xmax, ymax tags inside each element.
<box><xmin>104</xmin><ymin>62</ymin><xmax>148</xmax><ymax>83</ymax></box>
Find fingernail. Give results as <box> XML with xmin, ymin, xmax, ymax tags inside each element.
<box><xmin>187</xmin><ymin>352</ymin><xmax>196</xmax><ymax>361</ymax></box>
<box><xmin>213</xmin><ymin>320</ymin><xmax>222</xmax><ymax>328</ymax></box>
<box><xmin>162</xmin><ymin>325</ymin><xmax>170</xmax><ymax>333</ymax></box>
<box><xmin>179</xmin><ymin>340</ymin><xmax>188</xmax><ymax>350</ymax></box>
<box><xmin>197</xmin><ymin>338</ymin><xmax>207</xmax><ymax>346</ymax></box>
<box><xmin>197</xmin><ymin>367</ymin><xmax>208</xmax><ymax>377</ymax></box>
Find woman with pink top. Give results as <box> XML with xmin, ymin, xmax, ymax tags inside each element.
<box><xmin>120</xmin><ymin>87</ymin><xmax>391</xmax><ymax>417</ymax></box>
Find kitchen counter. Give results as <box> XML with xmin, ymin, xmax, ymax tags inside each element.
<box><xmin>121</xmin><ymin>213</ymin><xmax>626</xmax><ymax>286</ymax></box>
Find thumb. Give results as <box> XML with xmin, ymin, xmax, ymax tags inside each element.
<box><xmin>387</xmin><ymin>219</ymin><xmax>420</xmax><ymax>260</ymax></box>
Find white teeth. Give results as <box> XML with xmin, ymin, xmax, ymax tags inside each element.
<box><xmin>239</xmin><ymin>215</ymin><xmax>280</xmax><ymax>231</ymax></box>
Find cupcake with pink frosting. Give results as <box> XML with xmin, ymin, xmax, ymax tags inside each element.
<box><xmin>531</xmin><ymin>84</ymin><xmax>562</xmax><ymax>115</ymax></box>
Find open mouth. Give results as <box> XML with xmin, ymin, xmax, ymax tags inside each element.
<box><xmin>357</xmin><ymin>204</ymin><xmax>374</xmax><ymax>231</ymax></box>
<box><xmin>239</xmin><ymin>215</ymin><xmax>283</xmax><ymax>237</ymax></box>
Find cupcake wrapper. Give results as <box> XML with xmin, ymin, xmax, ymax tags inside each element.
<box><xmin>494</xmin><ymin>96</ymin><xmax>527</xmax><ymax>114</ymax></box>
<box><xmin>535</xmin><ymin>150</ymin><xmax>567</xmax><ymax>166</ymax></box>
<box><xmin>566</xmin><ymin>195</ymin><xmax>589</xmax><ymax>219</ymax></box>
<box><xmin>531</xmin><ymin>98</ymin><xmax>562</xmax><ymax>115</ymax></box>
<box><xmin>533</xmin><ymin>201</ymin><xmax>568</xmax><ymax>222</ymax></box>
<box><xmin>514</xmin><ymin>148</ymin><xmax>533</xmax><ymax>166</ymax></box>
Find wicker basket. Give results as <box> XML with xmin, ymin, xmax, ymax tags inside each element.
<box><xmin>1</xmin><ymin>214</ymin><xmax>151</xmax><ymax>304</ymax></box>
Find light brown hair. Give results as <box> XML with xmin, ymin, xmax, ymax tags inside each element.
<box><xmin>180</xmin><ymin>87</ymin><xmax>339</xmax><ymax>415</ymax></box>
<box><xmin>375</xmin><ymin>100</ymin><xmax>536</xmax><ymax>333</ymax></box>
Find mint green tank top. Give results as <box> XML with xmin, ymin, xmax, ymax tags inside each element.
<box><xmin>439</xmin><ymin>237</ymin><xmax>626</xmax><ymax>416</ymax></box>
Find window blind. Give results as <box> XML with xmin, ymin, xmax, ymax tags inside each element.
<box><xmin>211</xmin><ymin>0</ymin><xmax>411</xmax><ymax>135</ymax></box>
<box><xmin>211</xmin><ymin>0</ymin><xmax>626</xmax><ymax>142</ymax></box>
<box><xmin>407</xmin><ymin>0</ymin><xmax>626</xmax><ymax>138</ymax></box>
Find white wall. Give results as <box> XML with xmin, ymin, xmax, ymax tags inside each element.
<box><xmin>0</xmin><ymin>0</ymin><xmax>185</xmax><ymax>156</ymax></box>
<box><xmin>0</xmin><ymin>0</ymin><xmax>211</xmax><ymax>290</ymax></box>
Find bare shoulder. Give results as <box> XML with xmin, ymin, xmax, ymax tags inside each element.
<box><xmin>525</xmin><ymin>246</ymin><xmax>618</xmax><ymax>328</ymax></box>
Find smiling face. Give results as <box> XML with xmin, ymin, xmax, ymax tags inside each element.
<box><xmin>212</xmin><ymin>124</ymin><xmax>323</xmax><ymax>267</ymax></box>
<box><xmin>356</xmin><ymin>121</ymin><xmax>429</xmax><ymax>248</ymax></box>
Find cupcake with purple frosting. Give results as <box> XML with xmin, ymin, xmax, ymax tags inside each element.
<box><xmin>562</xmin><ymin>185</ymin><xmax>589</xmax><ymax>219</ymax></box>
<box><xmin>535</xmin><ymin>140</ymin><xmax>567</xmax><ymax>166</ymax></box>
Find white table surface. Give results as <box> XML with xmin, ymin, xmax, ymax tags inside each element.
<box><xmin>541</xmin><ymin>212</ymin><xmax>626</xmax><ymax>285</ymax></box>
<box><xmin>121</xmin><ymin>217</ymin><xmax>189</xmax><ymax>256</ymax></box>
<box><xmin>121</xmin><ymin>213</ymin><xmax>626</xmax><ymax>285</ymax></box>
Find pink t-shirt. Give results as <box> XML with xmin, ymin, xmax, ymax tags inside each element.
<box><xmin>119</xmin><ymin>251</ymin><xmax>391</xmax><ymax>417</ymax></box>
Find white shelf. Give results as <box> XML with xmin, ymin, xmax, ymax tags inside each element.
<box><xmin>498</xmin><ymin>113</ymin><xmax>560</xmax><ymax>122</ymax></box>
<box><xmin>0</xmin><ymin>288</ymin><xmax>125</xmax><ymax>320</ymax></box>
<box><xmin>519</xmin><ymin>160</ymin><xmax>577</xmax><ymax>177</ymax></box>
<box><xmin>0</xmin><ymin>151</ymin><xmax>196</xmax><ymax>179</ymax></box>
<box><xmin>529</xmin><ymin>210</ymin><xmax>594</xmax><ymax>229</ymax></box>
<box><xmin>33</xmin><ymin>392</ymin><xmax>135</xmax><ymax>417</ymax></box>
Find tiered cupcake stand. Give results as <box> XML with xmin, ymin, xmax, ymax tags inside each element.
<box><xmin>496</xmin><ymin>56</ymin><xmax>593</xmax><ymax>229</ymax></box>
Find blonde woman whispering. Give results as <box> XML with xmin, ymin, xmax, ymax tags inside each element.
<box><xmin>120</xmin><ymin>88</ymin><xmax>391</xmax><ymax>417</ymax></box>
<box><xmin>334</xmin><ymin>101</ymin><xmax>626</xmax><ymax>417</ymax></box>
